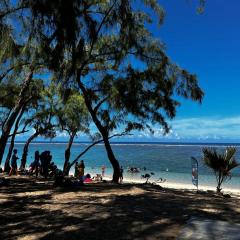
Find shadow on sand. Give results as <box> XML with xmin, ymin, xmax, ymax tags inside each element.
<box><xmin>0</xmin><ymin>177</ymin><xmax>239</xmax><ymax>240</ymax></box>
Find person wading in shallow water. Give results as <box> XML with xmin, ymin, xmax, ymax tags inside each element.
<box><xmin>119</xmin><ymin>166</ymin><xmax>124</xmax><ymax>183</ymax></box>
<box><xmin>9</xmin><ymin>149</ymin><xmax>19</xmax><ymax>176</ymax></box>
<box><xmin>101</xmin><ymin>165</ymin><xmax>106</xmax><ymax>177</ymax></box>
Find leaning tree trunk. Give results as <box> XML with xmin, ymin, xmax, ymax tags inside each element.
<box><xmin>77</xmin><ymin>78</ymin><xmax>120</xmax><ymax>183</ymax></box>
<box><xmin>4</xmin><ymin>106</ymin><xmax>25</xmax><ymax>173</ymax></box>
<box><xmin>69</xmin><ymin>139</ymin><xmax>104</xmax><ymax>170</ymax></box>
<box><xmin>102</xmin><ymin>133</ymin><xmax>120</xmax><ymax>182</ymax></box>
<box><xmin>0</xmin><ymin>133</ymin><xmax>9</xmax><ymax>166</ymax></box>
<box><xmin>20</xmin><ymin>131</ymin><xmax>39</xmax><ymax>169</ymax></box>
<box><xmin>0</xmin><ymin>70</ymin><xmax>33</xmax><ymax>165</ymax></box>
<box><xmin>63</xmin><ymin>132</ymin><xmax>76</xmax><ymax>176</ymax></box>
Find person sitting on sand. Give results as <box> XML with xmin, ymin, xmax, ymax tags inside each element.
<box><xmin>49</xmin><ymin>162</ymin><xmax>58</xmax><ymax>177</ymax></box>
<box><xmin>9</xmin><ymin>149</ymin><xmax>19</xmax><ymax>176</ymax></box>
<box><xmin>84</xmin><ymin>173</ymin><xmax>92</xmax><ymax>183</ymax></box>
<box><xmin>28</xmin><ymin>161</ymin><xmax>35</xmax><ymax>174</ymax></box>
<box><xmin>92</xmin><ymin>174</ymin><xmax>102</xmax><ymax>182</ymax></box>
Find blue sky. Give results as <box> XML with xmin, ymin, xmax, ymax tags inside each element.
<box><xmin>17</xmin><ymin>0</ymin><xmax>240</xmax><ymax>142</ymax></box>
<box><xmin>158</xmin><ymin>0</ymin><xmax>240</xmax><ymax>117</ymax></box>
<box><xmin>101</xmin><ymin>0</ymin><xmax>240</xmax><ymax>142</ymax></box>
<box><xmin>139</xmin><ymin>0</ymin><xmax>240</xmax><ymax>142</ymax></box>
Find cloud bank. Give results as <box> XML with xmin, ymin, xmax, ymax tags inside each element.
<box><xmin>15</xmin><ymin>116</ymin><xmax>240</xmax><ymax>142</ymax></box>
<box><xmin>129</xmin><ymin>116</ymin><xmax>240</xmax><ymax>142</ymax></box>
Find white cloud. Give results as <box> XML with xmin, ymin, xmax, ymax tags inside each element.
<box><xmin>127</xmin><ymin>116</ymin><xmax>240</xmax><ymax>141</ymax></box>
<box><xmin>15</xmin><ymin>116</ymin><xmax>240</xmax><ymax>142</ymax></box>
<box><xmin>170</xmin><ymin>116</ymin><xmax>240</xmax><ymax>140</ymax></box>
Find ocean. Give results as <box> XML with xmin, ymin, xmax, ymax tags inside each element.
<box><xmin>3</xmin><ymin>142</ymin><xmax>240</xmax><ymax>190</ymax></box>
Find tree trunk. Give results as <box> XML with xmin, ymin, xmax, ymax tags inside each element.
<box><xmin>20</xmin><ymin>132</ymin><xmax>39</xmax><ymax>169</ymax></box>
<box><xmin>63</xmin><ymin>133</ymin><xmax>76</xmax><ymax>176</ymax></box>
<box><xmin>69</xmin><ymin>138</ymin><xmax>104</xmax><ymax>169</ymax></box>
<box><xmin>102</xmin><ymin>133</ymin><xmax>120</xmax><ymax>183</ymax></box>
<box><xmin>77</xmin><ymin>77</ymin><xmax>120</xmax><ymax>183</ymax></box>
<box><xmin>0</xmin><ymin>133</ymin><xmax>9</xmax><ymax>170</ymax></box>
<box><xmin>4</xmin><ymin>106</ymin><xmax>25</xmax><ymax>173</ymax></box>
<box><xmin>216</xmin><ymin>171</ymin><xmax>222</xmax><ymax>193</ymax></box>
<box><xmin>0</xmin><ymin>70</ymin><xmax>33</xmax><ymax>165</ymax></box>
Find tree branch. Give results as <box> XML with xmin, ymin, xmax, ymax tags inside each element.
<box><xmin>69</xmin><ymin>138</ymin><xmax>104</xmax><ymax>168</ymax></box>
<box><xmin>93</xmin><ymin>96</ymin><xmax>109</xmax><ymax>114</ymax></box>
<box><xmin>0</xmin><ymin>5</ymin><xmax>28</xmax><ymax>20</ymax></box>
<box><xmin>9</xmin><ymin>129</ymin><xmax>29</xmax><ymax>137</ymax></box>
<box><xmin>69</xmin><ymin>131</ymin><xmax>132</xmax><ymax>169</ymax></box>
<box><xmin>1</xmin><ymin>108</ymin><xmax>12</xmax><ymax>130</ymax></box>
<box><xmin>88</xmin><ymin>1</ymin><xmax>117</xmax><ymax>56</ymax></box>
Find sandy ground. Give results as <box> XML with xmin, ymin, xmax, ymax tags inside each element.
<box><xmin>0</xmin><ymin>176</ymin><xmax>240</xmax><ymax>240</ymax></box>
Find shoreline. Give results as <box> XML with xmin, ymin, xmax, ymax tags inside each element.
<box><xmin>2</xmin><ymin>167</ymin><xmax>239</xmax><ymax>195</ymax></box>
<box><xmin>86</xmin><ymin>173</ymin><xmax>240</xmax><ymax>195</ymax></box>
<box><xmin>11</xmin><ymin>142</ymin><xmax>240</xmax><ymax>147</ymax></box>
<box><xmin>117</xmin><ymin>178</ymin><xmax>240</xmax><ymax>195</ymax></box>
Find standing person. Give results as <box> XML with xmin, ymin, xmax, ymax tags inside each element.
<box><xmin>78</xmin><ymin>160</ymin><xmax>85</xmax><ymax>179</ymax></box>
<box><xmin>9</xmin><ymin>149</ymin><xmax>19</xmax><ymax>176</ymax></box>
<box><xmin>46</xmin><ymin>151</ymin><xmax>52</xmax><ymax>166</ymax></box>
<box><xmin>42</xmin><ymin>151</ymin><xmax>52</xmax><ymax>178</ymax></box>
<box><xmin>40</xmin><ymin>151</ymin><xmax>48</xmax><ymax>179</ymax></box>
<box><xmin>74</xmin><ymin>162</ymin><xmax>79</xmax><ymax>178</ymax></box>
<box><xmin>119</xmin><ymin>166</ymin><xmax>124</xmax><ymax>183</ymax></box>
<box><xmin>34</xmin><ymin>151</ymin><xmax>40</xmax><ymax>177</ymax></box>
<box><xmin>101</xmin><ymin>165</ymin><xmax>106</xmax><ymax>177</ymax></box>
<box><xmin>39</xmin><ymin>151</ymin><xmax>45</xmax><ymax>176</ymax></box>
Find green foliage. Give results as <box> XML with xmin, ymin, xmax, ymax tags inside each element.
<box><xmin>57</xmin><ymin>87</ymin><xmax>90</xmax><ymax>135</ymax></box>
<box><xmin>23</xmin><ymin>84</ymin><xmax>57</xmax><ymax>138</ymax></box>
<box><xmin>0</xmin><ymin>1</ymin><xmax>205</xmax><ymax>180</ymax></box>
<box><xmin>25</xmin><ymin>0</ymin><xmax>203</xmax><ymax>137</ymax></box>
<box><xmin>202</xmin><ymin>147</ymin><xmax>239</xmax><ymax>193</ymax></box>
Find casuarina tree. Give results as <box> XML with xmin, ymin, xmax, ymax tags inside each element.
<box><xmin>22</xmin><ymin>0</ymin><xmax>204</xmax><ymax>182</ymax></box>
<box><xmin>0</xmin><ymin>1</ymin><xmax>48</xmax><ymax>165</ymax></box>
<box><xmin>56</xmin><ymin>87</ymin><xmax>90</xmax><ymax>175</ymax></box>
<box><xmin>20</xmin><ymin>84</ymin><xmax>57</xmax><ymax>169</ymax></box>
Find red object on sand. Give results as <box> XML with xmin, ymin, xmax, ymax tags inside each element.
<box><xmin>84</xmin><ymin>178</ymin><xmax>92</xmax><ymax>183</ymax></box>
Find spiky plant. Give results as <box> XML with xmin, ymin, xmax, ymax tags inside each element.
<box><xmin>202</xmin><ymin>147</ymin><xmax>239</xmax><ymax>193</ymax></box>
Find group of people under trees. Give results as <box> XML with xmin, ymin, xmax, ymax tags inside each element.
<box><xmin>7</xmin><ymin>148</ymin><xmax>125</xmax><ymax>184</ymax></box>
<box><xmin>8</xmin><ymin>149</ymin><xmax>58</xmax><ymax>179</ymax></box>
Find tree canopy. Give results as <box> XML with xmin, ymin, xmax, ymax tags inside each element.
<box><xmin>0</xmin><ymin>0</ymin><xmax>204</xmax><ymax>181</ymax></box>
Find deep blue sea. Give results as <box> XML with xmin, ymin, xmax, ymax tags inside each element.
<box><xmin>3</xmin><ymin>142</ymin><xmax>240</xmax><ymax>190</ymax></box>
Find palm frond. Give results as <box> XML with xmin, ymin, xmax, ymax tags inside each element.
<box><xmin>202</xmin><ymin>147</ymin><xmax>239</xmax><ymax>193</ymax></box>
